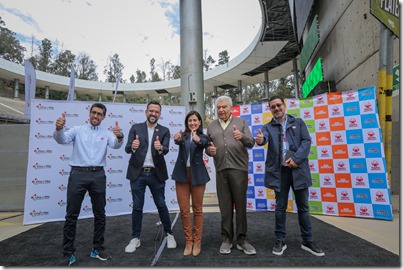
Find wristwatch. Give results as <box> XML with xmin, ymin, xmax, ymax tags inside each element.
<box><xmin>117</xmin><ymin>134</ymin><xmax>124</xmax><ymax>139</ymax></box>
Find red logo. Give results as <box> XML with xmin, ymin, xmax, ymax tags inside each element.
<box><xmin>376</xmin><ymin>191</ymin><xmax>384</xmax><ymax>199</ymax></box>
<box><xmin>360</xmin><ymin>206</ymin><xmax>368</xmax><ymax>213</ymax></box>
<box><xmin>338</xmin><ymin>161</ymin><xmax>345</xmax><ymax>168</ymax></box>
<box><xmin>327</xmin><ymin>204</ymin><xmax>334</xmax><ymax>211</ymax></box>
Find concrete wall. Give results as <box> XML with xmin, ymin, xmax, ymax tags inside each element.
<box><xmin>0</xmin><ymin>124</ymin><xmax>29</xmax><ymax>210</ymax></box>
<box><xmin>303</xmin><ymin>0</ymin><xmax>400</xmax><ymax>193</ymax></box>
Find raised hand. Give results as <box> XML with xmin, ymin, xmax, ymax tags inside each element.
<box><xmin>154</xmin><ymin>135</ymin><xmax>162</xmax><ymax>151</ymax></box>
<box><xmin>173</xmin><ymin>129</ymin><xmax>183</xmax><ymax>141</ymax></box>
<box><xmin>132</xmin><ymin>135</ymin><xmax>140</xmax><ymax>150</ymax></box>
<box><xmin>112</xmin><ymin>121</ymin><xmax>123</xmax><ymax>138</ymax></box>
<box><xmin>255</xmin><ymin>128</ymin><xmax>264</xmax><ymax>144</ymax></box>
<box><xmin>191</xmin><ymin>130</ymin><xmax>200</xmax><ymax>143</ymax></box>
<box><xmin>233</xmin><ymin>125</ymin><xmax>242</xmax><ymax>141</ymax></box>
<box><xmin>55</xmin><ymin>113</ymin><xmax>66</xmax><ymax>131</ymax></box>
<box><xmin>208</xmin><ymin>141</ymin><xmax>217</xmax><ymax>156</ymax></box>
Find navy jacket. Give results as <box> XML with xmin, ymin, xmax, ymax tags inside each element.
<box><xmin>171</xmin><ymin>132</ymin><xmax>210</xmax><ymax>186</ymax></box>
<box><xmin>125</xmin><ymin>122</ymin><xmax>170</xmax><ymax>182</ymax></box>
<box><xmin>257</xmin><ymin>114</ymin><xmax>312</xmax><ymax>192</ymax></box>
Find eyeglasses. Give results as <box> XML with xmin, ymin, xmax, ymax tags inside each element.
<box><xmin>147</xmin><ymin>109</ymin><xmax>160</xmax><ymax>114</ymax></box>
<box><xmin>90</xmin><ymin>111</ymin><xmax>104</xmax><ymax>117</ymax></box>
<box><xmin>270</xmin><ymin>103</ymin><xmax>283</xmax><ymax>110</ymax></box>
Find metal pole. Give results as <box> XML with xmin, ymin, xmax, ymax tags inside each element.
<box><xmin>378</xmin><ymin>24</ymin><xmax>387</xmax><ymax>135</ymax></box>
<box><xmin>180</xmin><ymin>0</ymin><xmax>204</xmax><ymax>117</ymax></box>
<box><xmin>385</xmin><ymin>30</ymin><xmax>394</xmax><ymax>189</ymax></box>
<box><xmin>293</xmin><ymin>58</ymin><xmax>300</xmax><ymax>98</ymax></box>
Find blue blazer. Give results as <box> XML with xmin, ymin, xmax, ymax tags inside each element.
<box><xmin>171</xmin><ymin>133</ymin><xmax>210</xmax><ymax>186</ymax></box>
<box><xmin>125</xmin><ymin>122</ymin><xmax>170</xmax><ymax>182</ymax></box>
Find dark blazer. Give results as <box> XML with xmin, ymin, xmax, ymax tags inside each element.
<box><xmin>171</xmin><ymin>133</ymin><xmax>210</xmax><ymax>186</ymax></box>
<box><xmin>125</xmin><ymin>122</ymin><xmax>170</xmax><ymax>182</ymax></box>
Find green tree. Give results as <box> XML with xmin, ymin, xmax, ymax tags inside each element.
<box><xmin>216</xmin><ymin>50</ymin><xmax>230</xmax><ymax>66</ymax></box>
<box><xmin>0</xmin><ymin>17</ymin><xmax>26</xmax><ymax>64</ymax></box>
<box><xmin>35</xmin><ymin>38</ymin><xmax>53</xmax><ymax>72</ymax></box>
<box><xmin>243</xmin><ymin>84</ymin><xmax>265</xmax><ymax>104</ymax></box>
<box><xmin>135</xmin><ymin>69</ymin><xmax>147</xmax><ymax>82</ymax></box>
<box><xmin>76</xmin><ymin>52</ymin><xmax>98</xmax><ymax>81</ymax></box>
<box><xmin>169</xmin><ymin>64</ymin><xmax>181</xmax><ymax>79</ymax></box>
<box><xmin>203</xmin><ymin>50</ymin><xmax>216</xmax><ymax>71</ymax></box>
<box><xmin>271</xmin><ymin>76</ymin><xmax>295</xmax><ymax>99</ymax></box>
<box><xmin>104</xmin><ymin>53</ymin><xmax>124</xmax><ymax>82</ymax></box>
<box><xmin>149</xmin><ymin>58</ymin><xmax>161</xmax><ymax>82</ymax></box>
<box><xmin>50</xmin><ymin>50</ymin><xmax>75</xmax><ymax>76</ymax></box>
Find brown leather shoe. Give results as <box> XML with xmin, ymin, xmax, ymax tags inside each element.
<box><xmin>183</xmin><ymin>244</ymin><xmax>193</xmax><ymax>256</ymax></box>
<box><xmin>192</xmin><ymin>243</ymin><xmax>201</xmax><ymax>256</ymax></box>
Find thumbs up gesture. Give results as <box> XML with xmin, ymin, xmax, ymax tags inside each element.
<box><xmin>191</xmin><ymin>130</ymin><xmax>200</xmax><ymax>143</ymax></box>
<box><xmin>132</xmin><ymin>135</ymin><xmax>140</xmax><ymax>150</ymax></box>
<box><xmin>173</xmin><ymin>129</ymin><xmax>183</xmax><ymax>141</ymax></box>
<box><xmin>208</xmin><ymin>141</ymin><xmax>217</xmax><ymax>156</ymax></box>
<box><xmin>154</xmin><ymin>135</ymin><xmax>162</xmax><ymax>151</ymax></box>
<box><xmin>112</xmin><ymin>121</ymin><xmax>123</xmax><ymax>139</ymax></box>
<box><xmin>233</xmin><ymin>125</ymin><xmax>242</xmax><ymax>141</ymax></box>
<box><xmin>255</xmin><ymin>128</ymin><xmax>264</xmax><ymax>144</ymax></box>
<box><xmin>55</xmin><ymin>113</ymin><xmax>66</xmax><ymax>131</ymax></box>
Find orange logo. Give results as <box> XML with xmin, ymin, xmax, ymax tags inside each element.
<box><xmin>313</xmin><ymin>105</ymin><xmax>329</xmax><ymax>119</ymax></box>
<box><xmin>329</xmin><ymin>117</ymin><xmax>345</xmax><ymax>131</ymax></box>
<box><xmin>332</xmin><ymin>145</ymin><xmax>348</xmax><ymax>159</ymax></box>
<box><xmin>318</xmin><ymin>159</ymin><xmax>334</xmax><ymax>173</ymax></box>
<box><xmin>316</xmin><ymin>132</ymin><xmax>331</xmax><ymax>146</ymax></box>
<box><xmin>321</xmin><ymin>188</ymin><xmax>337</xmax><ymax>202</ymax></box>
<box><xmin>334</xmin><ymin>173</ymin><xmax>352</xmax><ymax>188</ymax></box>
<box><xmin>337</xmin><ymin>203</ymin><xmax>356</xmax><ymax>217</ymax></box>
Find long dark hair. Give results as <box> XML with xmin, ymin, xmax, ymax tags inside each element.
<box><xmin>183</xmin><ymin>111</ymin><xmax>203</xmax><ymax>139</ymax></box>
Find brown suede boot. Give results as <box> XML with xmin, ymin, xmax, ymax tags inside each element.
<box><xmin>192</xmin><ymin>243</ymin><xmax>201</xmax><ymax>256</ymax></box>
<box><xmin>183</xmin><ymin>243</ymin><xmax>193</xmax><ymax>256</ymax></box>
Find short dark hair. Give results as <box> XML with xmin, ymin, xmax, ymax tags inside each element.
<box><xmin>90</xmin><ymin>103</ymin><xmax>107</xmax><ymax>115</ymax></box>
<box><xmin>269</xmin><ymin>96</ymin><xmax>284</xmax><ymax>104</ymax></box>
<box><xmin>147</xmin><ymin>101</ymin><xmax>162</xmax><ymax>111</ymax></box>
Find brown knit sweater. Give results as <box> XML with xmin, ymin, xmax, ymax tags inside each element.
<box><xmin>206</xmin><ymin>116</ymin><xmax>255</xmax><ymax>172</ymax></box>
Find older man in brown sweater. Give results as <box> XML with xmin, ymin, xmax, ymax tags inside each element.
<box><xmin>206</xmin><ymin>95</ymin><xmax>256</xmax><ymax>255</ymax></box>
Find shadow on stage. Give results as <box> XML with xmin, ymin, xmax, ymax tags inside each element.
<box><xmin>0</xmin><ymin>211</ymin><xmax>399</xmax><ymax>267</ymax></box>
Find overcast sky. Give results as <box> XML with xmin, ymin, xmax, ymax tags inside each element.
<box><xmin>0</xmin><ymin>0</ymin><xmax>261</xmax><ymax>82</ymax></box>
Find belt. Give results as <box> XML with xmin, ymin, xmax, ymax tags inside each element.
<box><xmin>142</xmin><ymin>167</ymin><xmax>155</xmax><ymax>173</ymax></box>
<box><xmin>71</xmin><ymin>166</ymin><xmax>104</xmax><ymax>172</ymax></box>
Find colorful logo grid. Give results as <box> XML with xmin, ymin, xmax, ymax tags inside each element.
<box><xmin>236</xmin><ymin>86</ymin><xmax>392</xmax><ymax>220</ymax></box>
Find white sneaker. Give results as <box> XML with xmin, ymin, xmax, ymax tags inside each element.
<box><xmin>125</xmin><ymin>238</ymin><xmax>141</xmax><ymax>253</ymax></box>
<box><xmin>166</xmin><ymin>233</ymin><xmax>177</xmax><ymax>249</ymax></box>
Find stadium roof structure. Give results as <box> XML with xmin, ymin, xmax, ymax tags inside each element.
<box><xmin>0</xmin><ymin>0</ymin><xmax>299</xmax><ymax>99</ymax></box>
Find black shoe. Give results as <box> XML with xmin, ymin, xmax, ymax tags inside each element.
<box><xmin>272</xmin><ymin>240</ymin><xmax>287</xmax><ymax>256</ymax></box>
<box><xmin>90</xmin><ymin>247</ymin><xmax>112</xmax><ymax>261</ymax></box>
<box><xmin>64</xmin><ymin>253</ymin><xmax>76</xmax><ymax>266</ymax></box>
<box><xmin>301</xmin><ymin>242</ymin><xmax>325</xmax><ymax>256</ymax></box>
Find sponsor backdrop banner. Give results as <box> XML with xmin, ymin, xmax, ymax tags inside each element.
<box><xmin>238</xmin><ymin>86</ymin><xmax>392</xmax><ymax>220</ymax></box>
<box><xmin>24</xmin><ymin>86</ymin><xmax>392</xmax><ymax>224</ymax></box>
<box><xmin>23</xmin><ymin>100</ymin><xmax>216</xmax><ymax>225</ymax></box>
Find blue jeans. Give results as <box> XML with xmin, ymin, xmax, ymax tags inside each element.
<box><xmin>130</xmin><ymin>172</ymin><xmax>172</xmax><ymax>238</ymax></box>
<box><xmin>274</xmin><ymin>166</ymin><xmax>312</xmax><ymax>242</ymax></box>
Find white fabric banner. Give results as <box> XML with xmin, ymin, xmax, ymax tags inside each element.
<box><xmin>24</xmin><ymin>60</ymin><xmax>36</xmax><ymax>118</ymax></box>
<box><xmin>24</xmin><ymin>100</ymin><xmax>216</xmax><ymax>225</ymax></box>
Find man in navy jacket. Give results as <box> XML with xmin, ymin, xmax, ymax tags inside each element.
<box><xmin>255</xmin><ymin>96</ymin><xmax>324</xmax><ymax>257</ymax></box>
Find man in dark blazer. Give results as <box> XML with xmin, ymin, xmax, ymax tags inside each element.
<box><xmin>124</xmin><ymin>101</ymin><xmax>176</xmax><ymax>253</ymax></box>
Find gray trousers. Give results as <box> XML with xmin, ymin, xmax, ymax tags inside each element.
<box><xmin>216</xmin><ymin>168</ymin><xmax>248</xmax><ymax>245</ymax></box>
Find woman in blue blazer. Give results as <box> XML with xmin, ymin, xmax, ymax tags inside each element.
<box><xmin>171</xmin><ymin>111</ymin><xmax>210</xmax><ymax>257</ymax></box>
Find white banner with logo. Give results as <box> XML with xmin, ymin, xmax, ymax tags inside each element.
<box><xmin>23</xmin><ymin>100</ymin><xmax>216</xmax><ymax>225</ymax></box>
